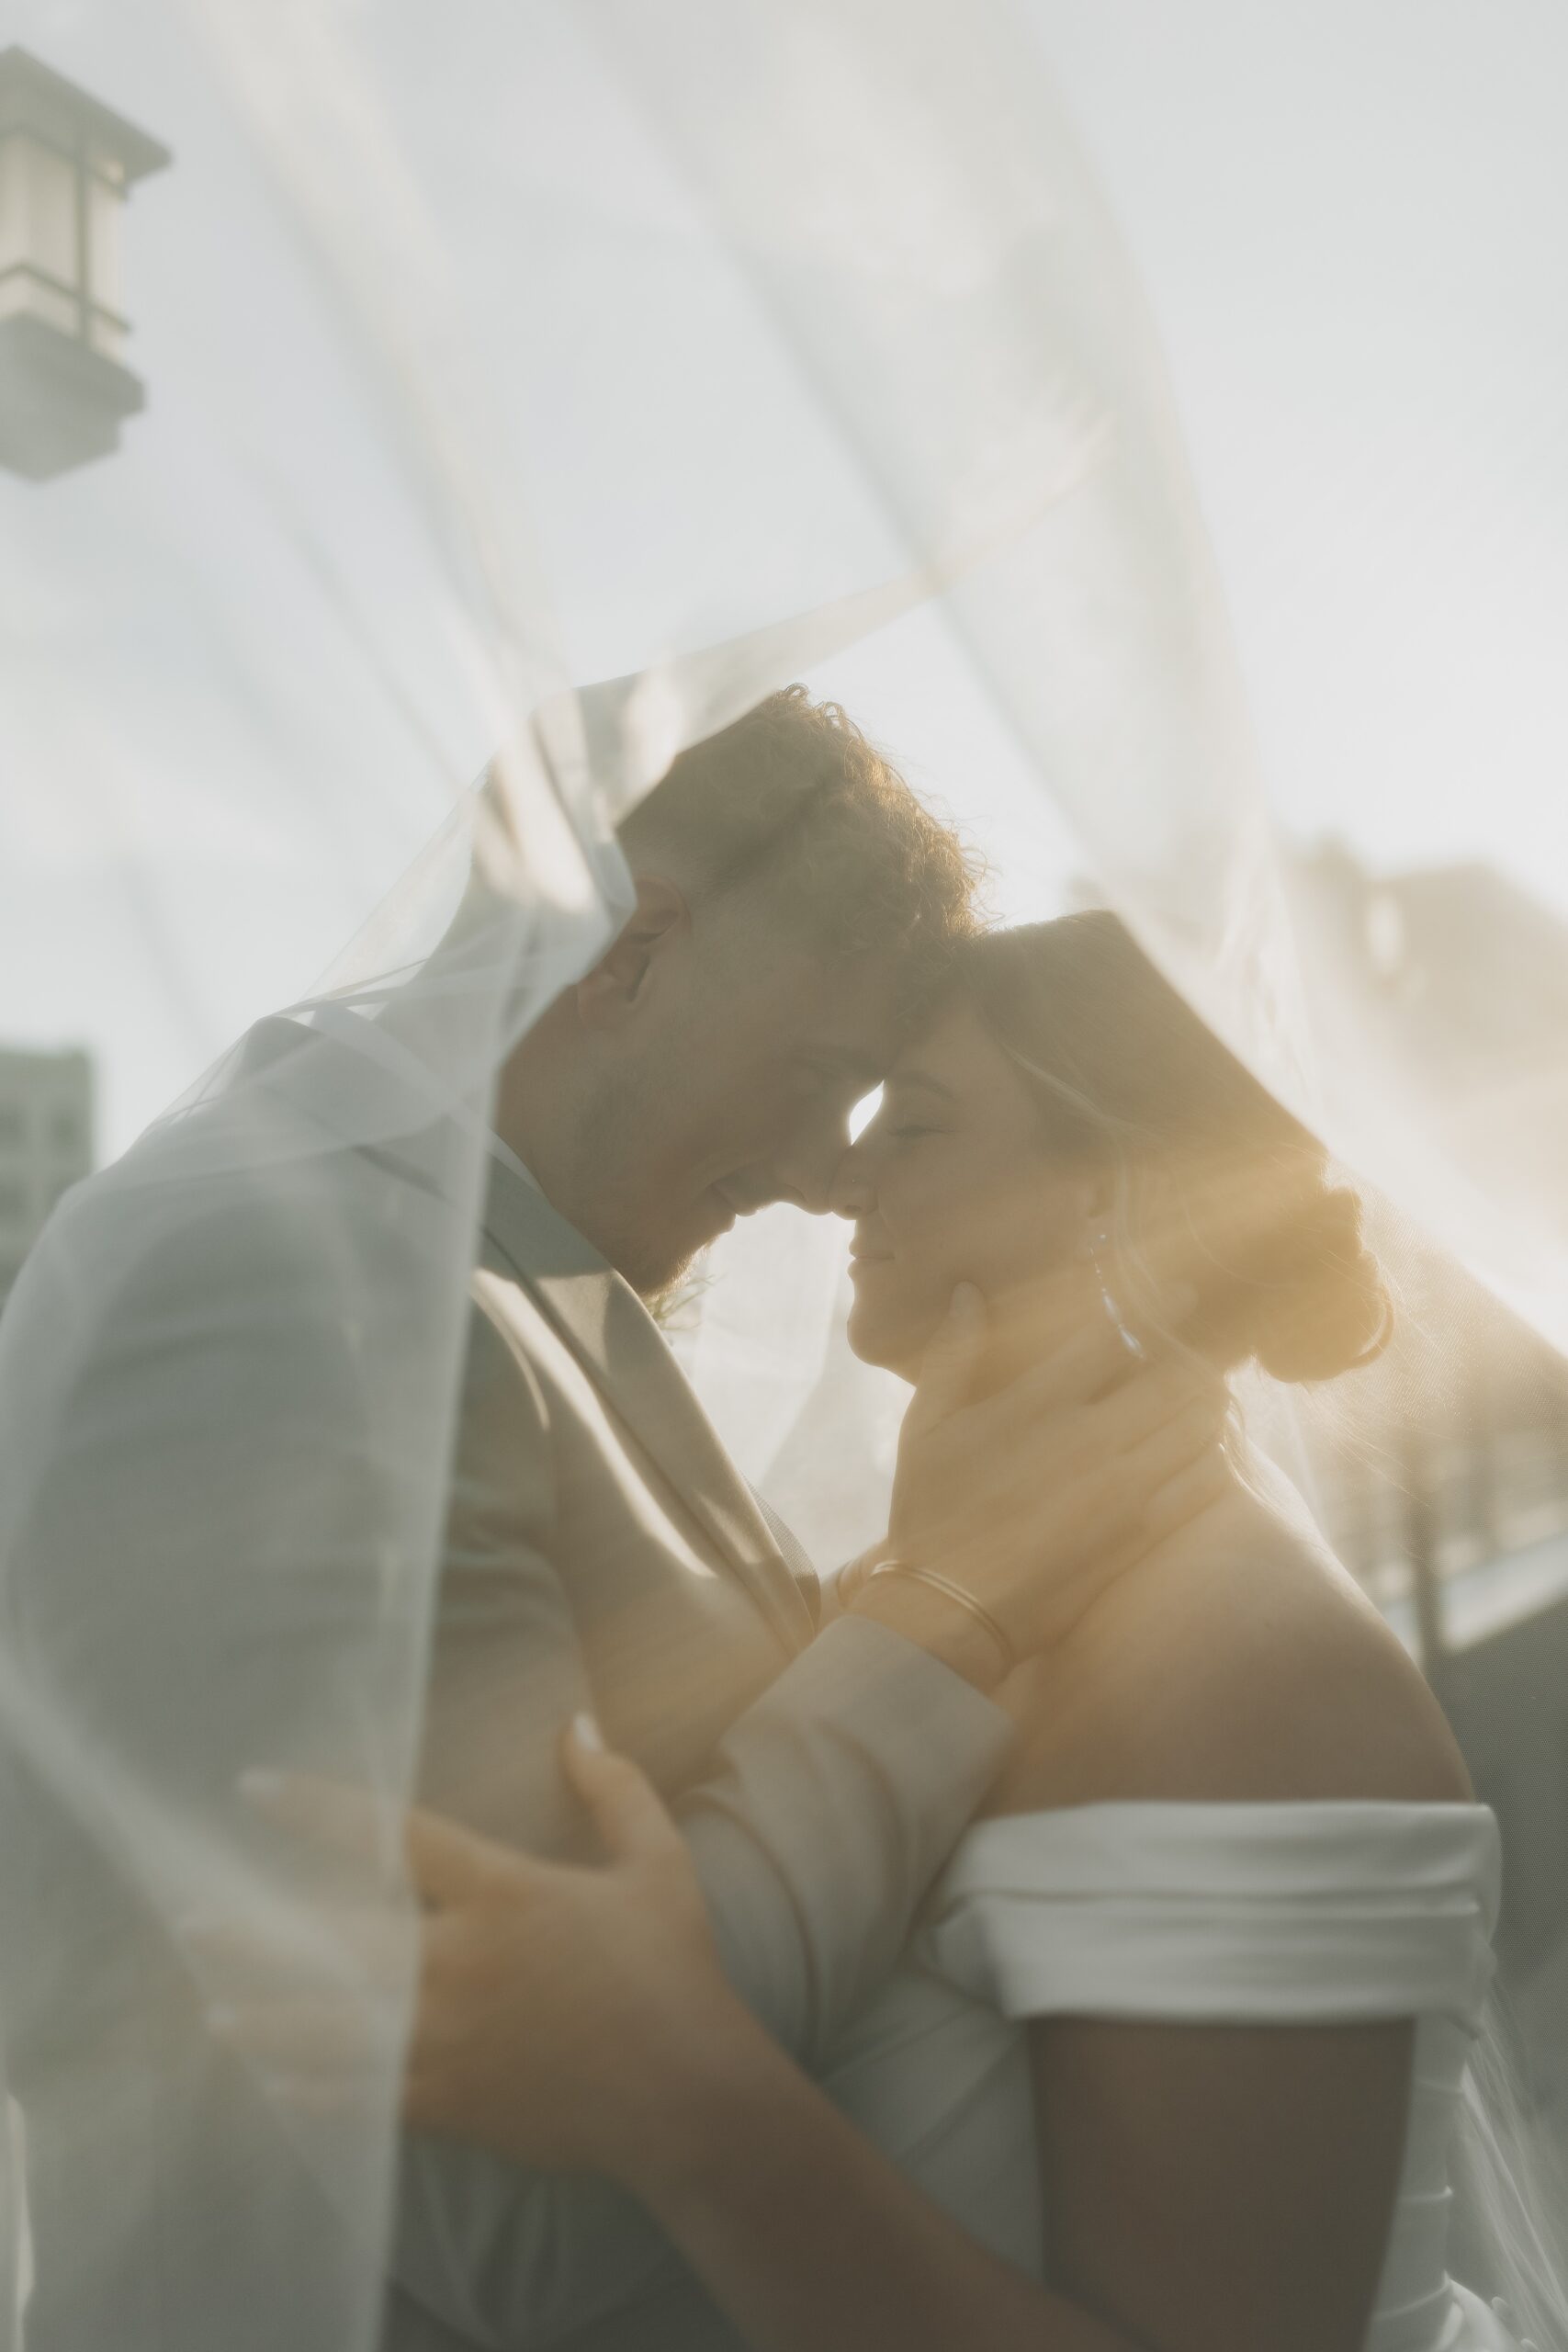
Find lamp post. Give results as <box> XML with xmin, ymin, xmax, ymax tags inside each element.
<box><xmin>0</xmin><ymin>47</ymin><xmax>169</xmax><ymax>481</ymax></box>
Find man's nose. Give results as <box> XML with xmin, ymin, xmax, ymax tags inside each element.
<box><xmin>767</xmin><ymin>1121</ymin><xmax>865</xmax><ymax>1219</ymax></box>
<box><xmin>769</xmin><ymin>1148</ymin><xmax>837</xmax><ymax>1217</ymax></box>
<box><xmin>829</xmin><ymin>1140</ymin><xmax>876</xmax><ymax>1223</ymax></box>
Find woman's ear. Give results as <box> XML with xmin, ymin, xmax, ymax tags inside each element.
<box><xmin>575</xmin><ymin>876</ymin><xmax>688</xmax><ymax>1031</ymax></box>
<box><xmin>1068</xmin><ymin>1168</ymin><xmax>1111</xmax><ymax>1257</ymax></box>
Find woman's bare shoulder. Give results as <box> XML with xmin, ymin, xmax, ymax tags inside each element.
<box><xmin>990</xmin><ymin>1450</ymin><xmax>1472</xmax><ymax>1817</ymax></box>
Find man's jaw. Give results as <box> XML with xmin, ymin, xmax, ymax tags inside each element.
<box><xmin>630</xmin><ymin>1185</ymin><xmax>740</xmax><ymax>1304</ymax></box>
<box><xmin>706</xmin><ymin>1179</ymin><xmax>796</xmax><ymax>1228</ymax></box>
<box><xmin>705</xmin><ymin>1184</ymin><xmax>740</xmax><ymax>1237</ymax></box>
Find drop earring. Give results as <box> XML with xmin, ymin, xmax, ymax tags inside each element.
<box><xmin>1089</xmin><ymin>1227</ymin><xmax>1146</xmax><ymax>1362</ymax></box>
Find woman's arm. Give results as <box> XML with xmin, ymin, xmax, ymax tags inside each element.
<box><xmin>627</xmin><ymin>1996</ymin><xmax>1134</xmax><ymax>2352</ymax></box>
<box><xmin>1025</xmin><ymin>2014</ymin><xmax>1414</xmax><ymax>2352</ymax></box>
<box><xmin>637</xmin><ymin>2006</ymin><xmax>1415</xmax><ymax>2352</ymax></box>
<box><xmin>211</xmin><ymin>1736</ymin><xmax>1141</xmax><ymax>2352</ymax></box>
<box><xmin>989</xmin><ymin>1476</ymin><xmax>1470</xmax><ymax>2352</ymax></box>
<box><xmin>209</xmin><ymin>1724</ymin><xmax>1408</xmax><ymax>2352</ymax></box>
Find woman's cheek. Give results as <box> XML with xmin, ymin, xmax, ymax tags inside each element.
<box><xmin>907</xmin><ymin>1191</ymin><xmax>970</xmax><ymax>1306</ymax></box>
<box><xmin>959</xmin><ymin>1181</ymin><xmax>1050</xmax><ymax>1300</ymax></box>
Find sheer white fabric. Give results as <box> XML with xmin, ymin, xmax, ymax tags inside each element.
<box><xmin>2</xmin><ymin>4</ymin><xmax>1567</xmax><ymax>2348</ymax></box>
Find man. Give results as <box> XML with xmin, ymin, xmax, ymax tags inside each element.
<box><xmin>0</xmin><ymin>688</ymin><xmax>1212</xmax><ymax>2352</ymax></box>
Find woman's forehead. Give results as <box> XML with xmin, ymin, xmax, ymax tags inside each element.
<box><xmin>887</xmin><ymin>999</ymin><xmax>1011</xmax><ymax>1097</ymax></box>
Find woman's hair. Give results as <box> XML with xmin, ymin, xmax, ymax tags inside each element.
<box><xmin>955</xmin><ymin>913</ymin><xmax>1393</xmax><ymax>1385</ymax></box>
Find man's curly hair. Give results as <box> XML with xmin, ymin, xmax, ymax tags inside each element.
<box><xmin>618</xmin><ymin>686</ymin><xmax>982</xmax><ymax>989</ymax></box>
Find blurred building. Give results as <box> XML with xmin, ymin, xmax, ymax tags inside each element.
<box><xmin>1303</xmin><ymin>844</ymin><xmax>1568</xmax><ymax>1069</ymax></box>
<box><xmin>1302</xmin><ymin>843</ymin><xmax>1568</xmax><ymax>1251</ymax></box>
<box><xmin>1290</xmin><ymin>849</ymin><xmax>1568</xmax><ymax>2161</ymax></box>
<box><xmin>1292</xmin><ymin>847</ymin><xmax>1568</xmax><ymax>1608</ymax></box>
<box><xmin>0</xmin><ymin>1044</ymin><xmax>93</xmax><ymax>1310</ymax></box>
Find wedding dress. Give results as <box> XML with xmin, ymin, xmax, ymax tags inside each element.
<box><xmin>537</xmin><ymin>1797</ymin><xmax>1526</xmax><ymax>2352</ymax></box>
<box><xmin>531</xmin><ymin>1794</ymin><xmax>1529</xmax><ymax>2352</ymax></box>
<box><xmin>801</xmin><ymin>1802</ymin><xmax>1521</xmax><ymax>2352</ymax></box>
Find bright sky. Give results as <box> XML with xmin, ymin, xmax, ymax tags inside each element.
<box><xmin>4</xmin><ymin>0</ymin><xmax>1567</xmax><ymax>1156</ymax></box>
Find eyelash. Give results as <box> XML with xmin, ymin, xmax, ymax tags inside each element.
<box><xmin>887</xmin><ymin>1124</ymin><xmax>938</xmax><ymax>1142</ymax></box>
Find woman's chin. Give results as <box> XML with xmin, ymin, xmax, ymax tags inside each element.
<box><xmin>845</xmin><ymin>1292</ymin><xmax>934</xmax><ymax>1384</ymax></box>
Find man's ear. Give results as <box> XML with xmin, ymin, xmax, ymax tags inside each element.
<box><xmin>575</xmin><ymin>875</ymin><xmax>689</xmax><ymax>1032</ymax></box>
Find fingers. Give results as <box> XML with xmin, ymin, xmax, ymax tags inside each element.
<box><xmin>208</xmin><ymin>1992</ymin><xmax>389</xmax><ymax>2078</ymax></box>
<box><xmin>1078</xmin><ymin>1359</ymin><xmax>1226</xmax><ymax>1459</ymax></box>
<box><xmin>1042</xmin><ymin>1389</ymin><xmax>1223</xmax><ymax>1566</ymax></box>
<box><xmin>1142</xmin><ymin>1446</ymin><xmax>1234</xmax><ymax>1544</ymax></box>
<box><xmin>561</xmin><ymin>1716</ymin><xmax>681</xmax><ymax>1865</ymax></box>
<box><xmin>180</xmin><ymin>1903</ymin><xmax>406</xmax><ymax>1995</ymax></box>
<box><xmin>399</xmin><ymin>1804</ymin><xmax>520</xmax><ymax>1908</ymax></box>
<box><xmin>239</xmin><ymin>1770</ymin><xmax>516</xmax><ymax>1910</ymax></box>
<box><xmin>238</xmin><ymin>1769</ymin><xmax>392</xmax><ymax>1867</ymax></box>
<box><xmin>905</xmin><ymin>1283</ymin><xmax>987</xmax><ymax>1437</ymax></box>
<box><xmin>1118</xmin><ymin>1391</ymin><xmax>1229</xmax><ymax>1496</ymax></box>
<box><xmin>190</xmin><ymin>1909</ymin><xmax>468</xmax><ymax>2110</ymax></box>
<box><xmin>989</xmin><ymin>1315</ymin><xmax>1130</xmax><ymax>1427</ymax></box>
<box><xmin>993</xmin><ymin>1279</ymin><xmax>1202</xmax><ymax>1426</ymax></box>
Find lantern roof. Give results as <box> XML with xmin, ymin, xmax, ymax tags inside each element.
<box><xmin>0</xmin><ymin>47</ymin><xmax>172</xmax><ymax>183</ymax></box>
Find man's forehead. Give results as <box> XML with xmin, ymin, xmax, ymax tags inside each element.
<box><xmin>798</xmin><ymin>1039</ymin><xmax>892</xmax><ymax>1086</ymax></box>
<box><xmin>794</xmin><ymin>986</ymin><xmax>910</xmax><ymax>1079</ymax></box>
<box><xmin>784</xmin><ymin>948</ymin><xmax>909</xmax><ymax>1051</ymax></box>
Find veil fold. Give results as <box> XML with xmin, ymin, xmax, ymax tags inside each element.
<box><xmin>3</xmin><ymin>4</ymin><xmax>1566</xmax><ymax>2345</ymax></box>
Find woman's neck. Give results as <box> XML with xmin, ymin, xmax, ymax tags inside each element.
<box><xmin>967</xmin><ymin>1265</ymin><xmax>1104</xmax><ymax>1400</ymax></box>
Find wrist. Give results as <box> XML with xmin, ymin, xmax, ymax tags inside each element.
<box><xmin>848</xmin><ymin>1567</ymin><xmax>1009</xmax><ymax>1694</ymax></box>
<box><xmin>832</xmin><ymin>1541</ymin><xmax>892</xmax><ymax>1611</ymax></box>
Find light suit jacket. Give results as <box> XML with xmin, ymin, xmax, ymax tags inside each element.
<box><xmin>389</xmin><ymin>1148</ymin><xmax>1010</xmax><ymax>2348</ymax></box>
<box><xmin>0</xmin><ymin>1031</ymin><xmax>1008</xmax><ymax>2352</ymax></box>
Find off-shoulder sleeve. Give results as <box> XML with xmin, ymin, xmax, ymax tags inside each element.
<box><xmin>919</xmin><ymin>1803</ymin><xmax>1501</xmax><ymax>2030</ymax></box>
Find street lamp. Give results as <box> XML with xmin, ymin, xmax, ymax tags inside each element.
<box><xmin>0</xmin><ymin>47</ymin><xmax>170</xmax><ymax>481</ymax></box>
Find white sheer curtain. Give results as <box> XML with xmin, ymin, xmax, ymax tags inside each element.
<box><xmin>3</xmin><ymin>3</ymin><xmax>1567</xmax><ymax>2346</ymax></box>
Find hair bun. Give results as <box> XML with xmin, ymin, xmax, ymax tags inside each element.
<box><xmin>1251</xmin><ymin>1182</ymin><xmax>1393</xmax><ymax>1385</ymax></box>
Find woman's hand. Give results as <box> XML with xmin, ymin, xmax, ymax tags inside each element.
<box><xmin>866</xmin><ymin>1282</ymin><xmax>1230</xmax><ymax>1664</ymax></box>
<box><xmin>188</xmin><ymin>1722</ymin><xmax>747</xmax><ymax>2182</ymax></box>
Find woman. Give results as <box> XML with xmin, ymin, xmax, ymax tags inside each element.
<box><xmin>227</xmin><ymin>915</ymin><xmax>1529</xmax><ymax>2352</ymax></box>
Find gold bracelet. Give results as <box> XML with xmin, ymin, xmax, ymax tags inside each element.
<box><xmin>867</xmin><ymin>1558</ymin><xmax>1016</xmax><ymax>1678</ymax></box>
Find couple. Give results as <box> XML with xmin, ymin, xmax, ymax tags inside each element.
<box><xmin>3</xmin><ymin>689</ymin><xmax>1519</xmax><ymax>2352</ymax></box>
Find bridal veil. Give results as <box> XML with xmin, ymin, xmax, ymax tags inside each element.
<box><xmin>2</xmin><ymin>3</ymin><xmax>1566</xmax><ymax>2345</ymax></box>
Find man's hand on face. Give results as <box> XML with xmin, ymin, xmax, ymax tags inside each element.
<box><xmin>850</xmin><ymin>1283</ymin><xmax>1232</xmax><ymax>1689</ymax></box>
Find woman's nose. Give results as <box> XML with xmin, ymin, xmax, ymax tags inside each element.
<box><xmin>829</xmin><ymin>1141</ymin><xmax>877</xmax><ymax>1222</ymax></box>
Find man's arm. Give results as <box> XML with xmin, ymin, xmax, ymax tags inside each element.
<box><xmin>6</xmin><ymin>1164</ymin><xmax>1009</xmax><ymax>2351</ymax></box>
<box><xmin>17</xmin><ymin>1188</ymin><xmax>1207</xmax><ymax>2352</ymax></box>
<box><xmin>393</xmin><ymin>1280</ymin><xmax>1227</xmax><ymax>2347</ymax></box>
<box><xmin>392</xmin><ymin>1614</ymin><xmax>1010</xmax><ymax>2349</ymax></box>
<box><xmin>675</xmin><ymin>1611</ymin><xmax>1010</xmax><ymax>2062</ymax></box>
<box><xmin>393</xmin><ymin>1296</ymin><xmax>1011</xmax><ymax>2347</ymax></box>
<box><xmin>4</xmin><ymin>1175</ymin><xmax>451</xmax><ymax>2346</ymax></box>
